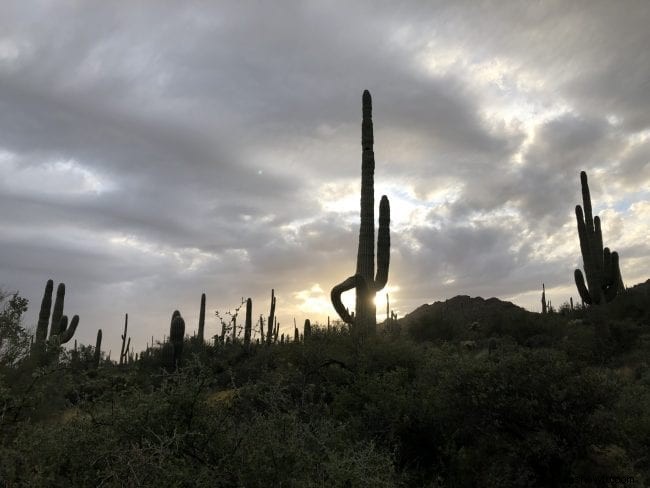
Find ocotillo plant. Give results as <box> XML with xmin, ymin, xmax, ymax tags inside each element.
<box><xmin>266</xmin><ymin>289</ymin><xmax>276</xmax><ymax>345</ymax></box>
<box><xmin>93</xmin><ymin>329</ymin><xmax>102</xmax><ymax>368</ymax></box>
<box><xmin>574</xmin><ymin>171</ymin><xmax>624</xmax><ymax>304</ymax></box>
<box><xmin>243</xmin><ymin>298</ymin><xmax>252</xmax><ymax>347</ymax></box>
<box><xmin>331</xmin><ymin>90</ymin><xmax>390</xmax><ymax>336</ymax></box>
<box><xmin>34</xmin><ymin>280</ymin><xmax>80</xmax><ymax>351</ymax></box>
<box><xmin>198</xmin><ymin>293</ymin><xmax>206</xmax><ymax>343</ymax></box>
<box><xmin>119</xmin><ymin>314</ymin><xmax>128</xmax><ymax>366</ymax></box>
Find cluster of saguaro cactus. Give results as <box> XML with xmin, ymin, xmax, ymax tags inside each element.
<box><xmin>574</xmin><ymin>171</ymin><xmax>624</xmax><ymax>305</ymax></box>
<box><xmin>33</xmin><ymin>279</ymin><xmax>80</xmax><ymax>353</ymax></box>
<box><xmin>331</xmin><ymin>90</ymin><xmax>390</xmax><ymax>336</ymax></box>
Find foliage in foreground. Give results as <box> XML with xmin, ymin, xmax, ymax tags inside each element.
<box><xmin>1</xmin><ymin>288</ymin><xmax>649</xmax><ymax>487</ymax></box>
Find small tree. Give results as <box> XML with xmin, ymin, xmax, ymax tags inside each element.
<box><xmin>0</xmin><ymin>289</ymin><xmax>30</xmax><ymax>367</ymax></box>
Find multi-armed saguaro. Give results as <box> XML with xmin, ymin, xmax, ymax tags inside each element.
<box><xmin>331</xmin><ymin>90</ymin><xmax>390</xmax><ymax>335</ymax></box>
<box><xmin>574</xmin><ymin>171</ymin><xmax>624</xmax><ymax>305</ymax></box>
<box><xmin>34</xmin><ymin>279</ymin><xmax>80</xmax><ymax>350</ymax></box>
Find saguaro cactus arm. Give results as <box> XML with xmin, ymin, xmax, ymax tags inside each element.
<box><xmin>374</xmin><ymin>195</ymin><xmax>390</xmax><ymax>290</ymax></box>
<box><xmin>35</xmin><ymin>280</ymin><xmax>53</xmax><ymax>344</ymax></box>
<box><xmin>331</xmin><ymin>274</ymin><xmax>368</xmax><ymax>324</ymax></box>
<box><xmin>49</xmin><ymin>283</ymin><xmax>66</xmax><ymax>339</ymax></box>
<box><xmin>59</xmin><ymin>315</ymin><xmax>79</xmax><ymax>343</ymax></box>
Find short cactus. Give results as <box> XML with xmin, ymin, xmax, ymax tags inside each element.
<box><xmin>170</xmin><ymin>310</ymin><xmax>185</xmax><ymax>365</ymax></box>
<box><xmin>304</xmin><ymin>319</ymin><xmax>312</xmax><ymax>339</ymax></box>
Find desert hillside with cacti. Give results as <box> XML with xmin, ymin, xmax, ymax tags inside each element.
<box><xmin>1</xmin><ymin>90</ymin><xmax>649</xmax><ymax>487</ymax></box>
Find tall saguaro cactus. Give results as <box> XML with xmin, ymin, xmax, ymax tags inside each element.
<box><xmin>93</xmin><ymin>329</ymin><xmax>102</xmax><ymax>368</ymax></box>
<box><xmin>198</xmin><ymin>293</ymin><xmax>206</xmax><ymax>343</ymax></box>
<box><xmin>266</xmin><ymin>289</ymin><xmax>276</xmax><ymax>346</ymax></box>
<box><xmin>331</xmin><ymin>90</ymin><xmax>390</xmax><ymax>335</ymax></box>
<box><xmin>119</xmin><ymin>314</ymin><xmax>128</xmax><ymax>366</ymax></box>
<box><xmin>243</xmin><ymin>298</ymin><xmax>252</xmax><ymax>347</ymax></box>
<box><xmin>574</xmin><ymin>171</ymin><xmax>624</xmax><ymax>305</ymax></box>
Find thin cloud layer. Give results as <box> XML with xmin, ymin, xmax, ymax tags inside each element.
<box><xmin>1</xmin><ymin>1</ymin><xmax>648</xmax><ymax>353</ymax></box>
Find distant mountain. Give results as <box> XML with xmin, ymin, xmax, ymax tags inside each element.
<box><xmin>394</xmin><ymin>294</ymin><xmax>538</xmax><ymax>344</ymax></box>
<box><xmin>401</xmin><ymin>295</ymin><xmax>528</xmax><ymax>326</ymax></box>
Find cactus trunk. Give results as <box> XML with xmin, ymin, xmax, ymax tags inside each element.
<box><xmin>266</xmin><ymin>289</ymin><xmax>276</xmax><ymax>345</ymax></box>
<box><xmin>198</xmin><ymin>293</ymin><xmax>206</xmax><ymax>343</ymax></box>
<box><xmin>243</xmin><ymin>298</ymin><xmax>252</xmax><ymax>347</ymax></box>
<box><xmin>93</xmin><ymin>329</ymin><xmax>102</xmax><ymax>368</ymax></box>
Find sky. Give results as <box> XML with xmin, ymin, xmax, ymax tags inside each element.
<box><xmin>1</xmin><ymin>1</ymin><xmax>649</xmax><ymax>354</ymax></box>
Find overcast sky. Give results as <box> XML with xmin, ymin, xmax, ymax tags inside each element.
<box><xmin>1</xmin><ymin>1</ymin><xmax>649</xmax><ymax>354</ymax></box>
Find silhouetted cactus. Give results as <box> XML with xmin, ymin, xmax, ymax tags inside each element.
<box><xmin>304</xmin><ymin>319</ymin><xmax>312</xmax><ymax>339</ymax></box>
<box><xmin>33</xmin><ymin>280</ymin><xmax>80</xmax><ymax>354</ymax></box>
<box><xmin>259</xmin><ymin>315</ymin><xmax>265</xmax><ymax>343</ymax></box>
<box><xmin>243</xmin><ymin>298</ymin><xmax>252</xmax><ymax>347</ymax></box>
<box><xmin>93</xmin><ymin>329</ymin><xmax>102</xmax><ymax>368</ymax></box>
<box><xmin>574</xmin><ymin>171</ymin><xmax>624</xmax><ymax>305</ymax></box>
<box><xmin>266</xmin><ymin>289</ymin><xmax>276</xmax><ymax>346</ymax></box>
<box><xmin>331</xmin><ymin>90</ymin><xmax>390</xmax><ymax>336</ymax></box>
<box><xmin>48</xmin><ymin>283</ymin><xmax>66</xmax><ymax>339</ymax></box>
<box><xmin>35</xmin><ymin>279</ymin><xmax>54</xmax><ymax>344</ymax></box>
<box><xmin>119</xmin><ymin>314</ymin><xmax>128</xmax><ymax>366</ymax></box>
<box><xmin>170</xmin><ymin>311</ymin><xmax>185</xmax><ymax>365</ymax></box>
<box><xmin>198</xmin><ymin>293</ymin><xmax>206</xmax><ymax>343</ymax></box>
<box><xmin>541</xmin><ymin>284</ymin><xmax>547</xmax><ymax>314</ymax></box>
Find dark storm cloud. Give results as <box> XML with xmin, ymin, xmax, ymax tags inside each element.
<box><xmin>0</xmin><ymin>1</ymin><xmax>648</xmax><ymax>352</ymax></box>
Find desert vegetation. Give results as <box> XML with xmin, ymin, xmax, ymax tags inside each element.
<box><xmin>1</xmin><ymin>92</ymin><xmax>649</xmax><ymax>487</ymax></box>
